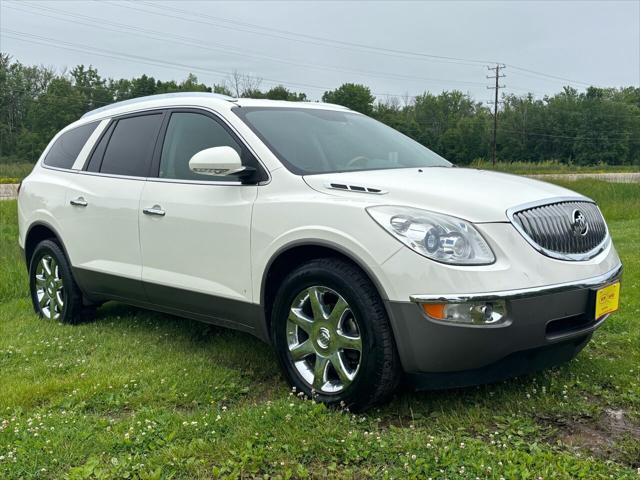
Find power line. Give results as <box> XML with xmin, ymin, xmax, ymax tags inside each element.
<box><xmin>4</xmin><ymin>2</ymin><xmax>489</xmax><ymax>90</ymax></box>
<box><xmin>1</xmin><ymin>29</ymin><xmax>514</xmax><ymax>101</ymax></box>
<box><xmin>506</xmin><ymin>65</ymin><xmax>596</xmax><ymax>88</ymax></box>
<box><xmin>108</xmin><ymin>0</ymin><xmax>493</xmax><ymax>67</ymax></box>
<box><xmin>106</xmin><ymin>0</ymin><xmax>604</xmax><ymax>88</ymax></box>
<box><xmin>2</xmin><ymin>0</ymin><xmax>610</xmax><ymax>96</ymax></box>
<box><xmin>0</xmin><ymin>30</ymin><xmax>341</xmax><ymax>94</ymax></box>
<box><xmin>0</xmin><ymin>30</ymin><xmax>428</xmax><ymax>101</ymax></box>
<box><xmin>496</xmin><ymin>127</ymin><xmax>636</xmax><ymax>141</ymax></box>
<box><xmin>487</xmin><ymin>64</ymin><xmax>506</xmax><ymax>165</ymax></box>
<box><xmin>4</xmin><ymin>2</ymin><xmax>578</xmax><ymax>100</ymax></box>
<box><xmin>2</xmin><ymin>1</ymin><xmax>612</xmax><ymax>99</ymax></box>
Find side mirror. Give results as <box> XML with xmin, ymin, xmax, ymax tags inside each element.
<box><xmin>188</xmin><ymin>146</ymin><xmax>247</xmax><ymax>176</ymax></box>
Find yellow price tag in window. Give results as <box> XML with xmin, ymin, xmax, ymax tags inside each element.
<box><xmin>595</xmin><ymin>282</ymin><xmax>620</xmax><ymax>319</ymax></box>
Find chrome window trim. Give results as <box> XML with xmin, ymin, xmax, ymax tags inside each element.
<box><xmin>74</xmin><ymin>170</ymin><xmax>147</xmax><ymax>182</ymax></box>
<box><xmin>410</xmin><ymin>263</ymin><xmax>622</xmax><ymax>303</ymax></box>
<box><xmin>73</xmin><ymin>167</ymin><xmax>249</xmax><ymax>187</ymax></box>
<box><xmin>40</xmin><ymin>164</ymin><xmax>81</xmax><ymax>175</ymax></box>
<box><xmin>146</xmin><ymin>177</ymin><xmax>244</xmax><ymax>186</ymax></box>
<box><xmin>506</xmin><ymin>196</ymin><xmax>610</xmax><ymax>262</ymax></box>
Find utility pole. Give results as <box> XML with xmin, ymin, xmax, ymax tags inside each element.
<box><xmin>487</xmin><ymin>64</ymin><xmax>506</xmax><ymax>165</ymax></box>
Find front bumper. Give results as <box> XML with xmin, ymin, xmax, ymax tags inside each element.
<box><xmin>385</xmin><ymin>264</ymin><xmax>622</xmax><ymax>388</ymax></box>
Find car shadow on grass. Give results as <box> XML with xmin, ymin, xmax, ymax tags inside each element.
<box><xmin>90</xmin><ymin>301</ymin><xmax>285</xmax><ymax>398</ymax></box>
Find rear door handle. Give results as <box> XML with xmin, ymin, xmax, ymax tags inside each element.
<box><xmin>143</xmin><ymin>205</ymin><xmax>166</xmax><ymax>216</ymax></box>
<box><xmin>70</xmin><ymin>197</ymin><xmax>88</xmax><ymax>207</ymax></box>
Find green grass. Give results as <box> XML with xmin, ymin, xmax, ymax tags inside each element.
<box><xmin>0</xmin><ymin>163</ymin><xmax>35</xmax><ymax>183</ymax></box>
<box><xmin>1</xmin><ymin>181</ymin><xmax>639</xmax><ymax>479</ymax></box>
<box><xmin>470</xmin><ymin>159</ymin><xmax>640</xmax><ymax>175</ymax></box>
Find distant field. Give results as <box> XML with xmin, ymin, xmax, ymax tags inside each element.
<box><xmin>0</xmin><ymin>179</ymin><xmax>638</xmax><ymax>479</ymax></box>
<box><xmin>471</xmin><ymin>160</ymin><xmax>640</xmax><ymax>175</ymax></box>
<box><xmin>1</xmin><ymin>160</ymin><xmax>638</xmax><ymax>184</ymax></box>
<box><xmin>0</xmin><ymin>163</ymin><xmax>34</xmax><ymax>183</ymax></box>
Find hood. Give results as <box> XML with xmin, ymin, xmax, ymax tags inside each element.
<box><xmin>303</xmin><ymin>167</ymin><xmax>586</xmax><ymax>223</ymax></box>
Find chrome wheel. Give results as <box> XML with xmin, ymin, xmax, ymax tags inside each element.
<box><xmin>34</xmin><ymin>254</ymin><xmax>64</xmax><ymax>320</ymax></box>
<box><xmin>286</xmin><ymin>286</ymin><xmax>363</xmax><ymax>394</ymax></box>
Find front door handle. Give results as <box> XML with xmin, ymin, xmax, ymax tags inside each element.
<box><xmin>70</xmin><ymin>196</ymin><xmax>88</xmax><ymax>207</ymax></box>
<box><xmin>143</xmin><ymin>205</ymin><xmax>166</xmax><ymax>216</ymax></box>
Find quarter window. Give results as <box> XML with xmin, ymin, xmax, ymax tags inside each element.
<box><xmin>99</xmin><ymin>113</ymin><xmax>163</xmax><ymax>177</ymax></box>
<box><xmin>43</xmin><ymin>122</ymin><xmax>99</xmax><ymax>169</ymax></box>
<box><xmin>159</xmin><ymin>112</ymin><xmax>242</xmax><ymax>181</ymax></box>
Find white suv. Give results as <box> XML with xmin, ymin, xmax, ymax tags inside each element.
<box><xmin>18</xmin><ymin>92</ymin><xmax>622</xmax><ymax>410</ymax></box>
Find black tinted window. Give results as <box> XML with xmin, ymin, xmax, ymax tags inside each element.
<box><xmin>43</xmin><ymin>122</ymin><xmax>98</xmax><ymax>169</ymax></box>
<box><xmin>86</xmin><ymin>122</ymin><xmax>114</xmax><ymax>172</ymax></box>
<box><xmin>100</xmin><ymin>114</ymin><xmax>163</xmax><ymax>177</ymax></box>
<box><xmin>159</xmin><ymin>112</ymin><xmax>241</xmax><ymax>181</ymax></box>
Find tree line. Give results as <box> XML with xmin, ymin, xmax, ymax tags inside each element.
<box><xmin>1</xmin><ymin>53</ymin><xmax>639</xmax><ymax>166</ymax></box>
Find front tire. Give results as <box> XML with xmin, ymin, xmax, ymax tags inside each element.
<box><xmin>29</xmin><ymin>239</ymin><xmax>85</xmax><ymax>324</ymax></box>
<box><xmin>271</xmin><ymin>258</ymin><xmax>400</xmax><ymax>411</ymax></box>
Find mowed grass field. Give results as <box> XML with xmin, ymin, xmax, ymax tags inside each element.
<box><xmin>0</xmin><ymin>180</ymin><xmax>638</xmax><ymax>479</ymax></box>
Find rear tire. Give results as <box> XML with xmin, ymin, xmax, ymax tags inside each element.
<box><xmin>29</xmin><ymin>239</ymin><xmax>87</xmax><ymax>324</ymax></box>
<box><xmin>271</xmin><ymin>258</ymin><xmax>400</xmax><ymax>411</ymax></box>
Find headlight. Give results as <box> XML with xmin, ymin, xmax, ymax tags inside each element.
<box><xmin>367</xmin><ymin>206</ymin><xmax>495</xmax><ymax>265</ymax></box>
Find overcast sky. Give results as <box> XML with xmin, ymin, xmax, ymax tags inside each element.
<box><xmin>1</xmin><ymin>0</ymin><xmax>639</xmax><ymax>102</ymax></box>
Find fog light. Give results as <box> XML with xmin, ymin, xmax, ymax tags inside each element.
<box><xmin>421</xmin><ymin>301</ymin><xmax>506</xmax><ymax>325</ymax></box>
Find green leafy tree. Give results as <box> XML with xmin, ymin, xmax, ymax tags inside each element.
<box><xmin>264</xmin><ymin>85</ymin><xmax>306</xmax><ymax>101</ymax></box>
<box><xmin>71</xmin><ymin>65</ymin><xmax>113</xmax><ymax>111</ymax></box>
<box><xmin>322</xmin><ymin>83</ymin><xmax>375</xmax><ymax>115</ymax></box>
<box><xmin>130</xmin><ymin>74</ymin><xmax>157</xmax><ymax>98</ymax></box>
<box><xmin>1</xmin><ymin>55</ymin><xmax>639</xmax><ymax>166</ymax></box>
<box><xmin>213</xmin><ymin>83</ymin><xmax>233</xmax><ymax>96</ymax></box>
<box><xmin>20</xmin><ymin>77</ymin><xmax>85</xmax><ymax>161</ymax></box>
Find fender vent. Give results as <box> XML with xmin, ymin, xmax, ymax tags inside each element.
<box><xmin>328</xmin><ymin>183</ymin><xmax>386</xmax><ymax>194</ymax></box>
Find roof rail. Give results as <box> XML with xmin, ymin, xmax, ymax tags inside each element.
<box><xmin>81</xmin><ymin>92</ymin><xmax>236</xmax><ymax>118</ymax></box>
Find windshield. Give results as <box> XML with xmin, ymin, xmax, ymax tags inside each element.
<box><xmin>233</xmin><ymin>107</ymin><xmax>451</xmax><ymax>175</ymax></box>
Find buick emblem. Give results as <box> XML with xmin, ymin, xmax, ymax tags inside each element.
<box><xmin>570</xmin><ymin>209</ymin><xmax>589</xmax><ymax>237</ymax></box>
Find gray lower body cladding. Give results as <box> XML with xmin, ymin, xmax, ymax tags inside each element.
<box><xmin>386</xmin><ymin>282</ymin><xmax>615</xmax><ymax>388</ymax></box>
<box><xmin>71</xmin><ymin>267</ymin><xmax>270</xmax><ymax>341</ymax></box>
<box><xmin>67</xmin><ymin>264</ymin><xmax>617</xmax><ymax>390</ymax></box>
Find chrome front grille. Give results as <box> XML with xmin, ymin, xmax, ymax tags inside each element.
<box><xmin>509</xmin><ymin>199</ymin><xmax>609</xmax><ymax>261</ymax></box>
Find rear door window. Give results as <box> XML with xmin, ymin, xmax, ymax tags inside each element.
<box><xmin>43</xmin><ymin>122</ymin><xmax>99</xmax><ymax>169</ymax></box>
<box><xmin>86</xmin><ymin>122</ymin><xmax>115</xmax><ymax>173</ymax></box>
<box><xmin>99</xmin><ymin>113</ymin><xmax>163</xmax><ymax>177</ymax></box>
